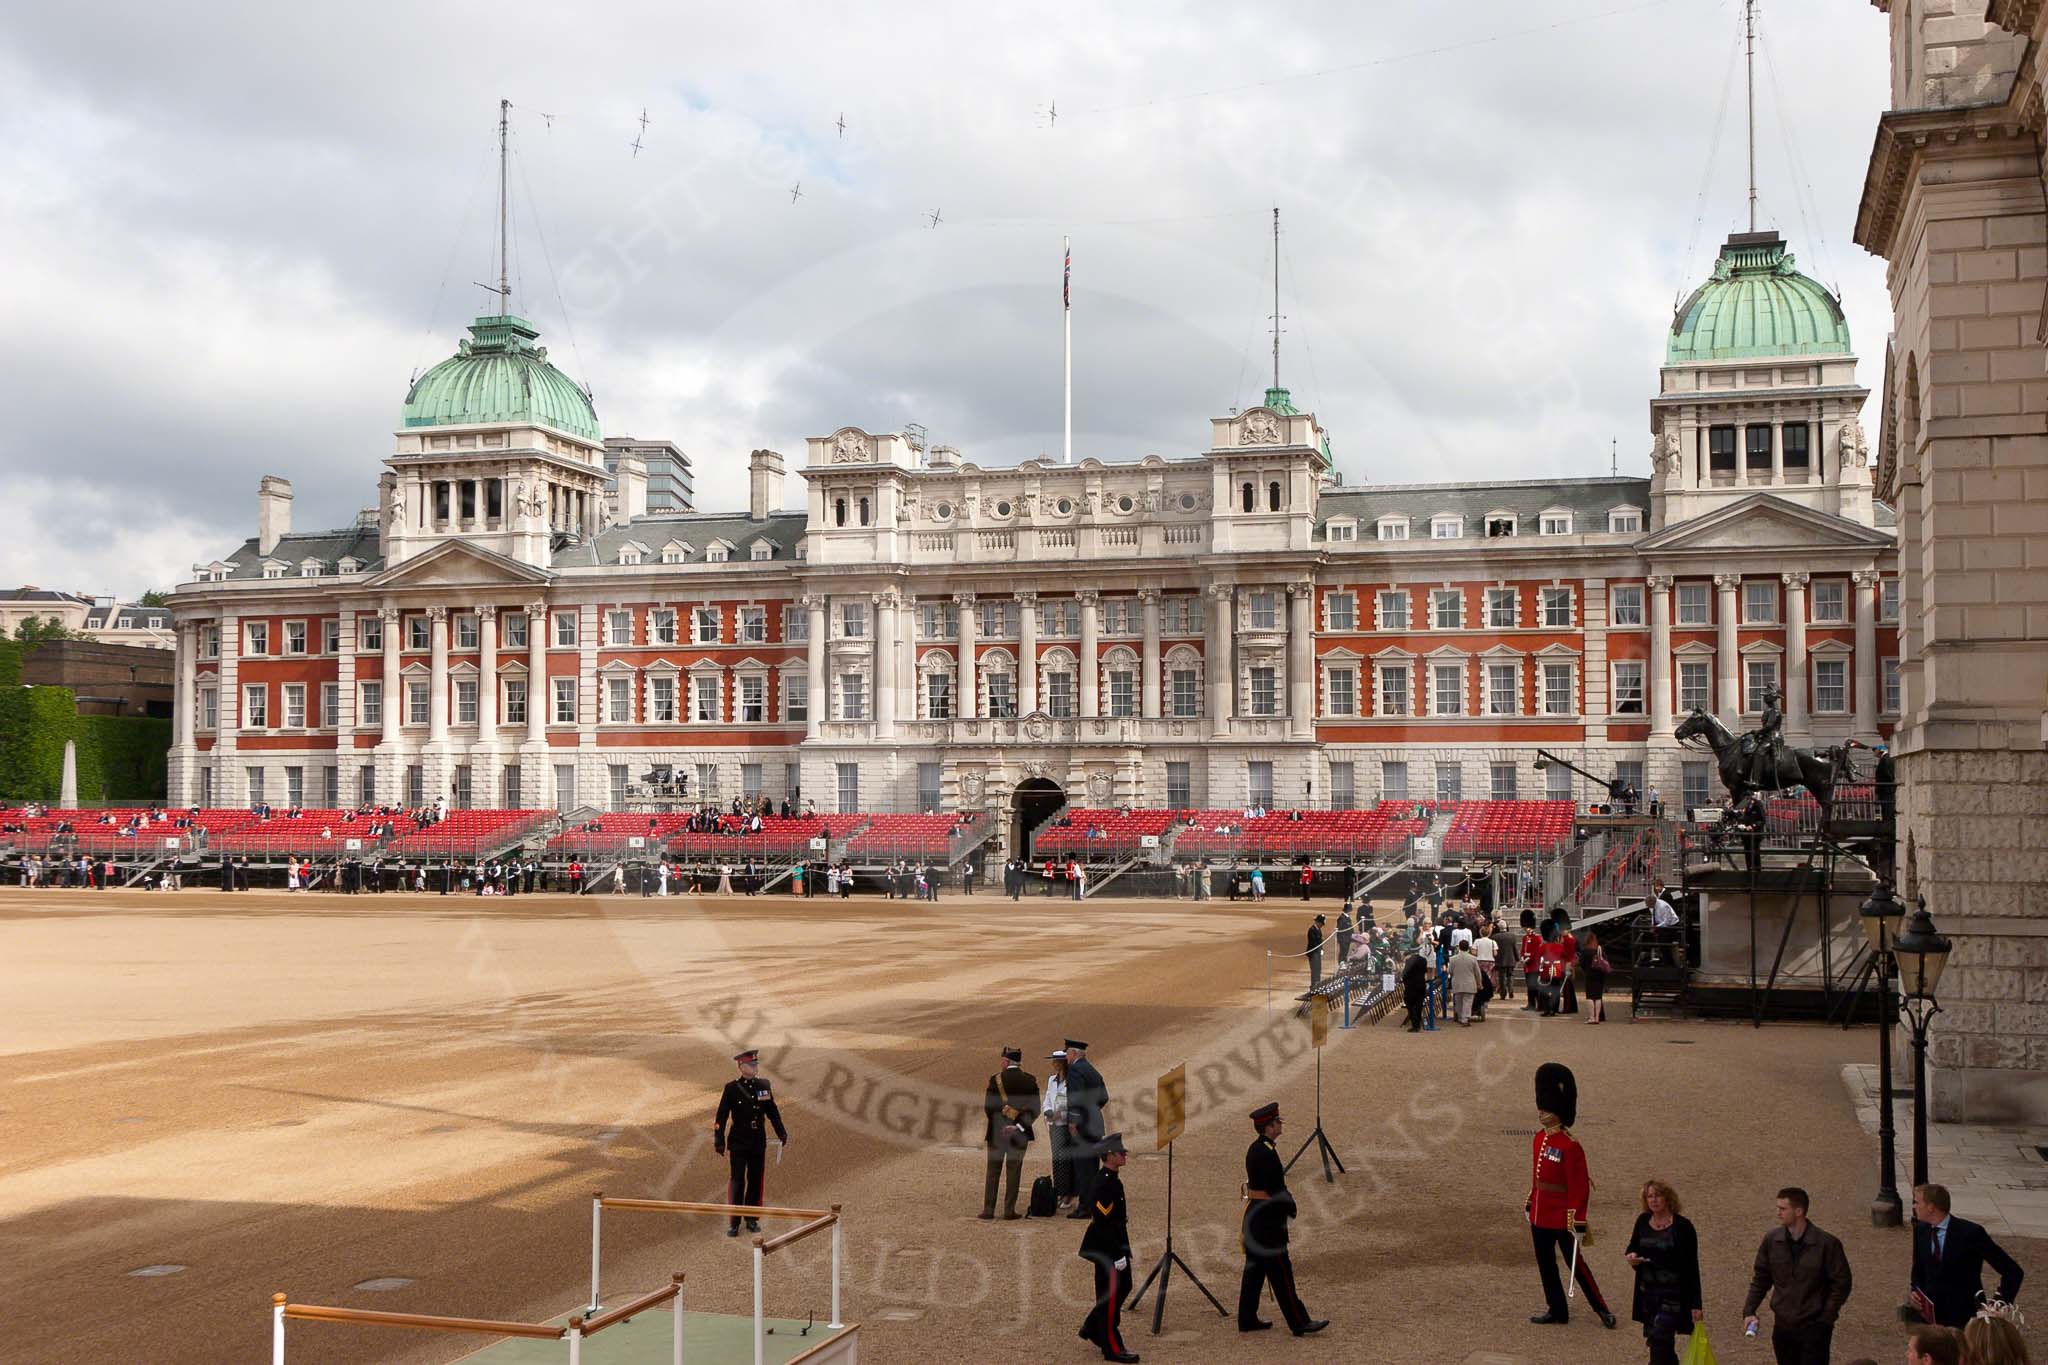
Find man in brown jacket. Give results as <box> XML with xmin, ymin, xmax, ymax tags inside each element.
<box><xmin>1741</xmin><ymin>1186</ymin><xmax>1852</xmax><ymax>1365</ymax></box>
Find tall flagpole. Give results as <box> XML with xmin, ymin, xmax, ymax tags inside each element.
<box><xmin>1744</xmin><ymin>0</ymin><xmax>1757</xmax><ymax>233</ymax></box>
<box><xmin>1063</xmin><ymin>235</ymin><xmax>1072</xmax><ymax>465</ymax></box>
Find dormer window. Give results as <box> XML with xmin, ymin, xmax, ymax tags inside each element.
<box><xmin>1539</xmin><ymin>512</ymin><xmax>1572</xmax><ymax>536</ymax></box>
<box><xmin>708</xmin><ymin>543</ymin><xmax>731</xmax><ymax>563</ymax></box>
<box><xmin>1326</xmin><ymin>519</ymin><xmax>1357</xmax><ymax>543</ymax></box>
<box><xmin>619</xmin><ymin>547</ymin><xmax>642</xmax><ymax>566</ymax></box>
<box><xmin>299</xmin><ymin>559</ymin><xmax>323</xmax><ymax>577</ymax></box>
<box><xmin>1376</xmin><ymin>517</ymin><xmax>1409</xmax><ymax>541</ymax></box>
<box><xmin>1607</xmin><ymin>509</ymin><xmax>1641</xmax><ymax>534</ymax></box>
<box><xmin>661</xmin><ymin>541</ymin><xmax>687</xmax><ymax>564</ymax></box>
<box><xmin>1484</xmin><ymin>515</ymin><xmax>1516</xmax><ymax>538</ymax></box>
<box><xmin>1431</xmin><ymin>516</ymin><xmax>1463</xmax><ymax>539</ymax></box>
<box><xmin>750</xmin><ymin>541</ymin><xmax>773</xmax><ymax>561</ymax></box>
<box><xmin>261</xmin><ymin>560</ymin><xmax>288</xmax><ymax>579</ymax></box>
<box><xmin>337</xmin><ymin>557</ymin><xmax>359</xmax><ymax>575</ymax></box>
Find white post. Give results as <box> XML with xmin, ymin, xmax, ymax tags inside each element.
<box><xmin>830</xmin><ymin>1211</ymin><xmax>844</xmax><ymax>1328</ymax></box>
<box><xmin>587</xmin><ymin>1194</ymin><xmax>602</xmax><ymax>1314</ymax></box>
<box><xmin>272</xmin><ymin>1297</ymin><xmax>286</xmax><ymax>1364</ymax></box>
<box><xmin>567</xmin><ymin>1324</ymin><xmax>582</xmax><ymax>1365</ymax></box>
<box><xmin>752</xmin><ymin>1243</ymin><xmax>766</xmax><ymax>1365</ymax></box>
<box><xmin>673</xmin><ymin>1279</ymin><xmax>686</xmax><ymax>1365</ymax></box>
<box><xmin>1063</xmin><ymin>235</ymin><xmax>1072</xmax><ymax>465</ymax></box>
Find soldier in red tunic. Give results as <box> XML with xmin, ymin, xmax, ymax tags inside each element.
<box><xmin>1527</xmin><ymin>1061</ymin><xmax>1617</xmax><ymax>1330</ymax></box>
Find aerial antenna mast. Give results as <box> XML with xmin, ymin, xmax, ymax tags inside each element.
<box><xmin>475</xmin><ymin>99</ymin><xmax>513</xmax><ymax>313</ymax></box>
<box><xmin>1270</xmin><ymin>206</ymin><xmax>1284</xmax><ymax>390</ymax></box>
<box><xmin>1744</xmin><ymin>0</ymin><xmax>1757</xmax><ymax>232</ymax></box>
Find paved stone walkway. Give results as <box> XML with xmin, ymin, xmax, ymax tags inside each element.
<box><xmin>1844</xmin><ymin>1063</ymin><xmax>2048</xmax><ymax>1238</ymax></box>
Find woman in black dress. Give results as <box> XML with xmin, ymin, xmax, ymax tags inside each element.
<box><xmin>1582</xmin><ymin>929</ymin><xmax>1611</xmax><ymax>1024</ymax></box>
<box><xmin>1624</xmin><ymin>1179</ymin><xmax>1702</xmax><ymax>1365</ymax></box>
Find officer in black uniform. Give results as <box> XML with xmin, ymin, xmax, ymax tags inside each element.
<box><xmin>1077</xmin><ymin>1131</ymin><xmax>1138</xmax><ymax>1363</ymax></box>
<box><xmin>712</xmin><ymin>1047</ymin><xmax>788</xmax><ymax>1236</ymax></box>
<box><xmin>1238</xmin><ymin>1102</ymin><xmax>1327</xmax><ymax>1336</ymax></box>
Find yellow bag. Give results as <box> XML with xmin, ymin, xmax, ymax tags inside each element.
<box><xmin>1681</xmin><ymin>1325</ymin><xmax>1717</xmax><ymax>1365</ymax></box>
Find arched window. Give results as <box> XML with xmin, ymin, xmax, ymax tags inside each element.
<box><xmin>1268</xmin><ymin>481</ymin><xmax>1282</xmax><ymax>512</ymax></box>
<box><xmin>834</xmin><ymin>498</ymin><xmax>847</xmax><ymax>528</ymax></box>
<box><xmin>858</xmin><ymin>497</ymin><xmax>871</xmax><ymax>527</ymax></box>
<box><xmin>1241</xmin><ymin>483</ymin><xmax>1255</xmax><ymax>513</ymax></box>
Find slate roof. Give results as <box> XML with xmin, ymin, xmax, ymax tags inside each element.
<box><xmin>0</xmin><ymin>587</ymin><xmax>92</xmax><ymax>605</ymax></box>
<box><xmin>554</xmin><ymin>510</ymin><xmax>808</xmax><ymax>567</ymax></box>
<box><xmin>83</xmin><ymin>605</ymin><xmax>171</xmax><ymax>631</ymax></box>
<box><xmin>1318</xmin><ymin>476</ymin><xmax>1651</xmax><ymax>537</ymax></box>
<box><xmin>210</xmin><ymin>527</ymin><xmax>386</xmax><ymax>580</ymax></box>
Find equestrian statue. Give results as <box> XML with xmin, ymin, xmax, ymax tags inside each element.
<box><xmin>1671</xmin><ymin>685</ymin><xmax>1851</xmax><ymax>809</ymax></box>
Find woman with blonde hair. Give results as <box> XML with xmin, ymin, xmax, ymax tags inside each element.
<box><xmin>1624</xmin><ymin>1179</ymin><xmax>1702</xmax><ymax>1365</ymax></box>
<box><xmin>1962</xmin><ymin>1311</ymin><xmax>2030</xmax><ymax>1365</ymax></box>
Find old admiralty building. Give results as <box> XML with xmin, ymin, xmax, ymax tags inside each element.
<box><xmin>165</xmin><ymin>230</ymin><xmax>1901</xmax><ymax>843</ymax></box>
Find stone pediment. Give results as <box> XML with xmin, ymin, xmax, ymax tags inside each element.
<box><xmin>362</xmin><ymin>539</ymin><xmax>551</xmax><ymax>590</ymax></box>
<box><xmin>1636</xmin><ymin>494</ymin><xmax>1893</xmax><ymax>556</ymax></box>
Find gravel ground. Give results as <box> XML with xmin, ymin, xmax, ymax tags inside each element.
<box><xmin>0</xmin><ymin>885</ymin><xmax>2039</xmax><ymax>1364</ymax></box>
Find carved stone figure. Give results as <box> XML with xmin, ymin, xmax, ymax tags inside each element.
<box><xmin>1839</xmin><ymin>416</ymin><xmax>1869</xmax><ymax>468</ymax></box>
<box><xmin>1240</xmin><ymin>412</ymin><xmax>1282</xmax><ymax>446</ymax></box>
<box><xmin>830</xmin><ymin>429</ymin><xmax>872</xmax><ymax>464</ymax></box>
<box><xmin>517</xmin><ymin>481</ymin><xmax>548</xmax><ymax>520</ymax></box>
<box><xmin>1658</xmin><ymin>426</ymin><xmax>1682</xmax><ymax>476</ymax></box>
<box><xmin>960</xmin><ymin>768</ymin><xmax>985</xmax><ymax>803</ymax></box>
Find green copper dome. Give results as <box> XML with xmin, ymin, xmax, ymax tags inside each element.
<box><xmin>402</xmin><ymin>315</ymin><xmax>600</xmax><ymax>442</ymax></box>
<box><xmin>1667</xmin><ymin>232</ymin><xmax>1850</xmax><ymax>364</ymax></box>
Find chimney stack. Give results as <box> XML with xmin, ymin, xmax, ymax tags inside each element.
<box><xmin>749</xmin><ymin>448</ymin><xmax>786</xmax><ymax>520</ymax></box>
<box><xmin>927</xmin><ymin>445</ymin><xmax>962</xmax><ymax>470</ymax></box>
<box><xmin>612</xmin><ymin>453</ymin><xmax>647</xmax><ymax>526</ymax></box>
<box><xmin>257</xmin><ymin>475</ymin><xmax>293</xmax><ymax>556</ymax></box>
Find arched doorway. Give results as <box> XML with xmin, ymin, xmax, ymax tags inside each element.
<box><xmin>1012</xmin><ymin>778</ymin><xmax>1065</xmax><ymax>861</ymax></box>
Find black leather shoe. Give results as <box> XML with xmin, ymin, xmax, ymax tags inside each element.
<box><xmin>1529</xmin><ymin>1311</ymin><xmax>1567</xmax><ymax>1324</ymax></box>
<box><xmin>746</xmin><ymin>1218</ymin><xmax>761</xmax><ymax>1232</ymax></box>
<box><xmin>1239</xmin><ymin>1320</ymin><xmax>1272</xmax><ymax>1332</ymax></box>
<box><xmin>1105</xmin><ymin>1352</ymin><xmax>1140</xmax><ymax>1363</ymax></box>
<box><xmin>1598</xmin><ymin>1310</ymin><xmax>1617</xmax><ymax>1329</ymax></box>
<box><xmin>977</xmin><ymin>1210</ymin><xmax>994</xmax><ymax>1220</ymax></box>
<box><xmin>1001</xmin><ymin>1211</ymin><xmax>1022</xmax><ymax>1220</ymax></box>
<box><xmin>726</xmin><ymin>1225</ymin><xmax>739</xmax><ymax>1238</ymax></box>
<box><xmin>1293</xmin><ymin>1320</ymin><xmax>1329</xmax><ymax>1336</ymax></box>
<box><xmin>1066</xmin><ymin>1207</ymin><xmax>1091</xmax><ymax>1219</ymax></box>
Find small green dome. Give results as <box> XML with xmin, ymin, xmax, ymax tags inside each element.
<box><xmin>1667</xmin><ymin>232</ymin><xmax>1850</xmax><ymax>364</ymax></box>
<box><xmin>402</xmin><ymin>315</ymin><xmax>600</xmax><ymax>442</ymax></box>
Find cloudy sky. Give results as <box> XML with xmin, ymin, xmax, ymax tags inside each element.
<box><xmin>0</xmin><ymin>1</ymin><xmax>1893</xmax><ymax>599</ymax></box>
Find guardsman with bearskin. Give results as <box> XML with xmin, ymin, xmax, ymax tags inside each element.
<box><xmin>1527</xmin><ymin>1061</ymin><xmax>1617</xmax><ymax>1330</ymax></box>
<box><xmin>713</xmin><ymin>1047</ymin><xmax>788</xmax><ymax>1237</ymax></box>
<box><xmin>1077</xmin><ymin>1132</ymin><xmax>1138</xmax><ymax>1363</ymax></box>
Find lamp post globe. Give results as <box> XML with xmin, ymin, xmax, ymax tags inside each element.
<box><xmin>1893</xmin><ymin>896</ymin><xmax>1953</xmax><ymax>1190</ymax></box>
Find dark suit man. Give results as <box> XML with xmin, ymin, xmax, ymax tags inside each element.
<box><xmin>1238</xmin><ymin>1103</ymin><xmax>1326</xmax><ymax>1336</ymax></box>
<box><xmin>1910</xmin><ymin>1183</ymin><xmax>2023</xmax><ymax>1328</ymax></box>
<box><xmin>1064</xmin><ymin>1038</ymin><xmax>1109</xmax><ymax>1219</ymax></box>
<box><xmin>1305</xmin><ymin>915</ymin><xmax>1326</xmax><ymax>990</ymax></box>
<box><xmin>980</xmin><ymin>1046</ymin><xmax>1040</xmax><ymax>1219</ymax></box>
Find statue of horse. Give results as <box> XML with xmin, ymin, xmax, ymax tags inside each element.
<box><xmin>1672</xmin><ymin>708</ymin><xmax>1849</xmax><ymax>808</ymax></box>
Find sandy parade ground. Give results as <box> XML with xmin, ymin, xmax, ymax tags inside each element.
<box><xmin>2</xmin><ymin>884</ymin><xmax>2043</xmax><ymax>1364</ymax></box>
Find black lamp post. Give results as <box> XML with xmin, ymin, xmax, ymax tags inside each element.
<box><xmin>1893</xmin><ymin>896</ymin><xmax>1954</xmax><ymax>1190</ymax></box>
<box><xmin>1859</xmin><ymin>882</ymin><xmax>1906</xmax><ymax>1226</ymax></box>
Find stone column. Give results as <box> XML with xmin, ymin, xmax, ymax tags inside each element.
<box><xmin>380</xmin><ymin>606</ymin><xmax>402</xmax><ymax>745</ymax></box>
<box><xmin>1138</xmin><ymin>589</ymin><xmax>1161</xmax><ymax>720</ymax></box>
<box><xmin>174</xmin><ymin>621</ymin><xmax>196</xmax><ymax>747</ymax></box>
<box><xmin>804</xmin><ymin>594</ymin><xmax>827</xmax><ymax>739</ymax></box>
<box><xmin>874</xmin><ymin>590</ymin><xmax>898</xmax><ymax>738</ymax></box>
<box><xmin>476</xmin><ymin>605</ymin><xmax>499</xmax><ymax>738</ymax></box>
<box><xmin>954</xmin><ymin>592</ymin><xmax>978</xmax><ymax>720</ymax></box>
<box><xmin>1078</xmin><ymin>589</ymin><xmax>1100</xmax><ymax>718</ymax></box>
<box><xmin>1287</xmin><ymin>580</ymin><xmax>1314</xmax><ymax>739</ymax></box>
<box><xmin>427</xmin><ymin>605</ymin><xmax>450</xmax><ymax>742</ymax></box>
<box><xmin>525</xmin><ymin>602</ymin><xmax>547</xmax><ymax>746</ymax></box>
<box><xmin>1782</xmin><ymin>572</ymin><xmax>1809</xmax><ymax>738</ymax></box>
<box><xmin>1016</xmin><ymin>592</ymin><xmax>1038</xmax><ymax>716</ymax></box>
<box><xmin>1648</xmin><ymin>576</ymin><xmax>1674</xmax><ymax>735</ymax></box>
<box><xmin>1770</xmin><ymin>416</ymin><xmax>1784</xmax><ymax>485</ymax></box>
<box><xmin>1852</xmin><ymin>569</ymin><xmax>1880</xmax><ymax>740</ymax></box>
<box><xmin>1207</xmin><ymin>583</ymin><xmax>1234</xmax><ymax>738</ymax></box>
<box><xmin>1715</xmin><ymin>573</ymin><xmax>1741</xmax><ymax>726</ymax></box>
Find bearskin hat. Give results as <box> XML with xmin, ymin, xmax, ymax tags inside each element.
<box><xmin>1535</xmin><ymin>1061</ymin><xmax>1577</xmax><ymax>1128</ymax></box>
